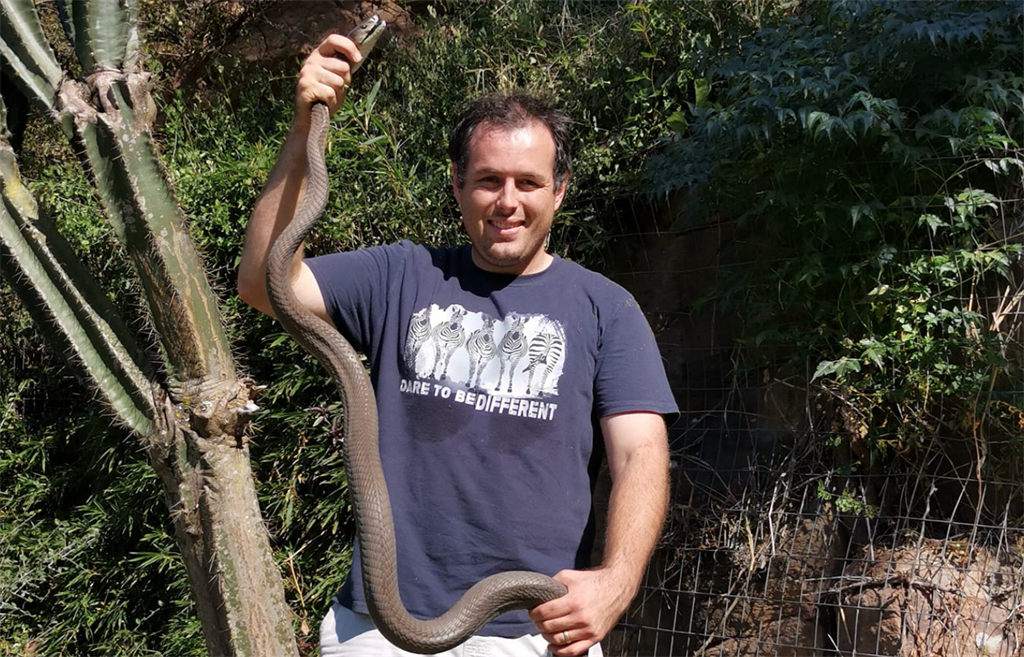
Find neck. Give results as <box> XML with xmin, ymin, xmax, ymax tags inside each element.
<box><xmin>470</xmin><ymin>250</ymin><xmax>553</xmax><ymax>276</ymax></box>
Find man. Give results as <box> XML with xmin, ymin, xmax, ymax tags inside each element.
<box><xmin>237</xmin><ymin>31</ymin><xmax>677</xmax><ymax>657</ymax></box>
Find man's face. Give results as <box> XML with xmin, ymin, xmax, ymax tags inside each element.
<box><xmin>452</xmin><ymin>120</ymin><xmax>567</xmax><ymax>276</ymax></box>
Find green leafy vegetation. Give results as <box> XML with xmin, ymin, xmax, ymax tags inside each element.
<box><xmin>647</xmin><ymin>0</ymin><xmax>1023</xmax><ymax>478</ymax></box>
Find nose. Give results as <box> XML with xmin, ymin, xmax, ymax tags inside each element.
<box><xmin>495</xmin><ymin>177</ymin><xmax>519</xmax><ymax>212</ymax></box>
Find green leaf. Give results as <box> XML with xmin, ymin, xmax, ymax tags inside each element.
<box><xmin>694</xmin><ymin>78</ymin><xmax>710</xmax><ymax>108</ymax></box>
<box><xmin>812</xmin><ymin>357</ymin><xmax>861</xmax><ymax>382</ymax></box>
<box><xmin>919</xmin><ymin>213</ymin><xmax>945</xmax><ymax>234</ymax></box>
<box><xmin>812</xmin><ymin>360</ymin><xmax>838</xmax><ymax>381</ymax></box>
<box><xmin>859</xmin><ymin>339</ymin><xmax>887</xmax><ymax>369</ymax></box>
<box><xmin>363</xmin><ymin>77</ymin><xmax>382</xmax><ymax>115</ymax></box>
<box><xmin>850</xmin><ymin>203</ymin><xmax>873</xmax><ymax>227</ymax></box>
<box><xmin>666</xmin><ymin>110</ymin><xmax>688</xmax><ymax>134</ymax></box>
<box><xmin>801</xmin><ymin>109</ymin><xmax>830</xmax><ymax>133</ymax></box>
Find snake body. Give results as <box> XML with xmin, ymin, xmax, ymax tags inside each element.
<box><xmin>265</xmin><ymin>16</ymin><xmax>567</xmax><ymax>655</ymax></box>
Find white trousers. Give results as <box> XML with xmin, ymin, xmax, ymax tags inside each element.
<box><xmin>320</xmin><ymin>598</ymin><xmax>604</xmax><ymax>657</ymax></box>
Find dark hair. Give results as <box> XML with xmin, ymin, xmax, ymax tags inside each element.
<box><xmin>447</xmin><ymin>90</ymin><xmax>572</xmax><ymax>189</ymax></box>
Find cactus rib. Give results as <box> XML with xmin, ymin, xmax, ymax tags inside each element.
<box><xmin>64</xmin><ymin>0</ymin><xmax>133</xmax><ymax>73</ymax></box>
<box><xmin>0</xmin><ymin>0</ymin><xmax>62</xmax><ymax>111</ymax></box>
<box><xmin>0</xmin><ymin>137</ymin><xmax>157</xmax><ymax>434</ymax></box>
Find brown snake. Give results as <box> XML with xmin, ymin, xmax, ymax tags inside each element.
<box><xmin>265</xmin><ymin>15</ymin><xmax>567</xmax><ymax>655</ymax></box>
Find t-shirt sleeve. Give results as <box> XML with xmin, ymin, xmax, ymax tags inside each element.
<box><xmin>304</xmin><ymin>242</ymin><xmax>408</xmax><ymax>355</ymax></box>
<box><xmin>593</xmin><ymin>294</ymin><xmax>679</xmax><ymax>424</ymax></box>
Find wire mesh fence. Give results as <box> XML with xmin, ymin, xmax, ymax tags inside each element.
<box><xmin>610</xmin><ymin>446</ymin><xmax>1023</xmax><ymax>656</ymax></box>
<box><xmin>593</xmin><ymin>200</ymin><xmax>1023</xmax><ymax>657</ymax></box>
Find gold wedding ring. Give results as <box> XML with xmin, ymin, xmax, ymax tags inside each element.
<box><xmin>562</xmin><ymin>630</ymin><xmax>570</xmax><ymax>645</ymax></box>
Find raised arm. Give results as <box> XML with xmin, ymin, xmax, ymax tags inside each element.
<box><xmin>236</xmin><ymin>34</ymin><xmax>364</xmax><ymax>319</ymax></box>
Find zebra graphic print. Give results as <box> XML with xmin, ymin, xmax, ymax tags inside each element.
<box><xmin>430</xmin><ymin>305</ymin><xmax>467</xmax><ymax>381</ymax></box>
<box><xmin>495</xmin><ymin>315</ymin><xmax>528</xmax><ymax>393</ymax></box>
<box><xmin>465</xmin><ymin>316</ymin><xmax>497</xmax><ymax>389</ymax></box>
<box><xmin>404</xmin><ymin>308</ymin><xmax>432</xmax><ymax>373</ymax></box>
<box><xmin>401</xmin><ymin>304</ymin><xmax>566</xmax><ymax>397</ymax></box>
<box><xmin>522</xmin><ymin>320</ymin><xmax>566</xmax><ymax>395</ymax></box>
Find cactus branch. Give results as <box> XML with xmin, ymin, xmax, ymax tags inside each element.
<box><xmin>54</xmin><ymin>72</ymin><xmax>236</xmax><ymax>395</ymax></box>
<box><xmin>0</xmin><ymin>122</ymin><xmax>157</xmax><ymax>434</ymax></box>
<box><xmin>0</xmin><ymin>0</ymin><xmax>61</xmax><ymax>112</ymax></box>
<box><xmin>53</xmin><ymin>0</ymin><xmax>76</xmax><ymax>50</ymax></box>
<box><xmin>0</xmin><ymin>94</ymin><xmax>9</xmax><ymax>142</ymax></box>
<box><xmin>64</xmin><ymin>0</ymin><xmax>134</xmax><ymax>73</ymax></box>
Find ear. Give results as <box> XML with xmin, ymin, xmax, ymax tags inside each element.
<box><xmin>553</xmin><ymin>176</ymin><xmax>568</xmax><ymax>211</ymax></box>
<box><xmin>451</xmin><ymin>164</ymin><xmax>462</xmax><ymax>204</ymax></box>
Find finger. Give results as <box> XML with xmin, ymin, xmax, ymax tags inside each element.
<box><xmin>297</xmin><ymin>81</ymin><xmax>343</xmax><ymax>115</ymax></box>
<box><xmin>300</xmin><ymin>37</ymin><xmax>359</xmax><ymax>93</ymax></box>
<box><xmin>546</xmin><ymin>631</ymin><xmax>595</xmax><ymax>657</ymax></box>
<box><xmin>528</xmin><ymin>595</ymin><xmax>574</xmax><ymax>623</ymax></box>
<box><xmin>315</xmin><ymin>33</ymin><xmax>364</xmax><ymax>66</ymax></box>
<box><xmin>300</xmin><ymin>67</ymin><xmax>350</xmax><ymax>97</ymax></box>
<box><xmin>297</xmin><ymin>63</ymin><xmax>351</xmax><ymax>108</ymax></box>
<box><xmin>313</xmin><ymin>54</ymin><xmax>355</xmax><ymax>78</ymax></box>
<box><xmin>542</xmin><ymin>629</ymin><xmax>569</xmax><ymax>649</ymax></box>
<box><xmin>533</xmin><ymin>615</ymin><xmax>576</xmax><ymax>636</ymax></box>
<box><xmin>301</xmin><ymin>47</ymin><xmax>353</xmax><ymax>85</ymax></box>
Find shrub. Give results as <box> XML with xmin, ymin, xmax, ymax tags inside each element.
<box><xmin>646</xmin><ymin>0</ymin><xmax>1023</xmax><ymax>476</ymax></box>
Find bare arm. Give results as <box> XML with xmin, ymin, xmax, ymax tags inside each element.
<box><xmin>598</xmin><ymin>411</ymin><xmax>670</xmax><ymax>594</ymax></box>
<box><xmin>530</xmin><ymin>411</ymin><xmax>670</xmax><ymax>656</ymax></box>
<box><xmin>236</xmin><ymin>34</ymin><xmax>364</xmax><ymax>320</ymax></box>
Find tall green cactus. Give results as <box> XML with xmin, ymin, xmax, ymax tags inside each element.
<box><xmin>0</xmin><ymin>0</ymin><xmax>297</xmax><ymax>654</ymax></box>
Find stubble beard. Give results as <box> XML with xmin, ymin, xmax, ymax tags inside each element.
<box><xmin>472</xmin><ymin>235</ymin><xmax>547</xmax><ymax>273</ymax></box>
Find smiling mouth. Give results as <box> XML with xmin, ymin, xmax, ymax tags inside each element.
<box><xmin>488</xmin><ymin>219</ymin><xmax>523</xmax><ymax>230</ymax></box>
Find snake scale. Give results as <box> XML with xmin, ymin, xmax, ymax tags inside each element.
<box><xmin>265</xmin><ymin>15</ymin><xmax>568</xmax><ymax>655</ymax></box>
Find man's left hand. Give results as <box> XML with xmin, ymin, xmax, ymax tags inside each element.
<box><xmin>528</xmin><ymin>567</ymin><xmax>633</xmax><ymax>656</ymax></box>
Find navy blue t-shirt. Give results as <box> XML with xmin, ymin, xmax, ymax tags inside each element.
<box><xmin>306</xmin><ymin>241</ymin><xmax>677</xmax><ymax>637</ymax></box>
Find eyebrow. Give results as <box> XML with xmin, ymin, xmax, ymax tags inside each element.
<box><xmin>473</xmin><ymin>167</ymin><xmax>549</xmax><ymax>180</ymax></box>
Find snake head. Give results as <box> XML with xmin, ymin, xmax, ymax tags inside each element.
<box><xmin>349</xmin><ymin>14</ymin><xmax>387</xmax><ymax>67</ymax></box>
